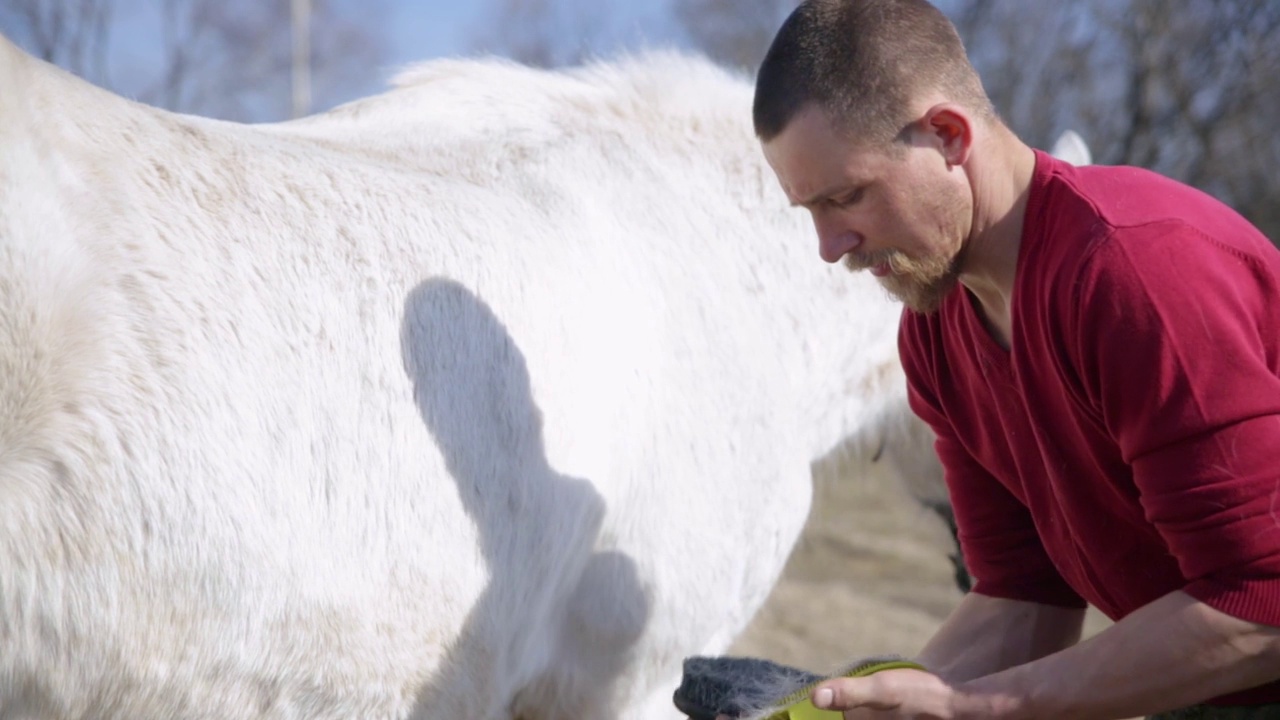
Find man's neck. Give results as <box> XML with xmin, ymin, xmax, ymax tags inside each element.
<box><xmin>957</xmin><ymin>131</ymin><xmax>1038</xmax><ymax>347</ymax></box>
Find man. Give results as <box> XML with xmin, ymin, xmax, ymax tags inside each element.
<box><xmin>753</xmin><ymin>1</ymin><xmax>1280</xmax><ymax>718</ymax></box>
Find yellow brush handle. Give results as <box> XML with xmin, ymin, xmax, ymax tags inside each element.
<box><xmin>765</xmin><ymin>659</ymin><xmax>927</xmax><ymax>720</ymax></box>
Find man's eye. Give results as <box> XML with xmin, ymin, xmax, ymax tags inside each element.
<box><xmin>833</xmin><ymin>188</ymin><xmax>864</xmax><ymax>207</ymax></box>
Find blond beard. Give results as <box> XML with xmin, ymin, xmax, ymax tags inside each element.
<box><xmin>844</xmin><ymin>249</ymin><xmax>960</xmax><ymax>313</ymax></box>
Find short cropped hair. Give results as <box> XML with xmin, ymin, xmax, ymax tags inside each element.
<box><xmin>753</xmin><ymin>0</ymin><xmax>995</xmax><ymax>145</ymax></box>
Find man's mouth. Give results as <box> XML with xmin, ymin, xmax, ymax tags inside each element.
<box><xmin>869</xmin><ymin>262</ymin><xmax>891</xmax><ymax>277</ymax></box>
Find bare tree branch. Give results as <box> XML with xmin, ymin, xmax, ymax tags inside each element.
<box><xmin>2</xmin><ymin>0</ymin><xmax>387</xmax><ymax>122</ymax></box>
<box><xmin>674</xmin><ymin>0</ymin><xmax>800</xmax><ymax>71</ymax></box>
<box><xmin>951</xmin><ymin>0</ymin><xmax>1279</xmax><ymax>244</ymax></box>
<box><xmin>469</xmin><ymin>0</ymin><xmax>611</xmax><ymax>68</ymax></box>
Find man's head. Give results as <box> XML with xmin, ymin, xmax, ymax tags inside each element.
<box><xmin>754</xmin><ymin>0</ymin><xmax>992</xmax><ymax>147</ymax></box>
<box><xmin>754</xmin><ymin>0</ymin><xmax>997</xmax><ymax>313</ymax></box>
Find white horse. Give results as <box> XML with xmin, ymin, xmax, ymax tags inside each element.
<box><xmin>0</xmin><ymin>33</ymin><xmax>1087</xmax><ymax>719</ymax></box>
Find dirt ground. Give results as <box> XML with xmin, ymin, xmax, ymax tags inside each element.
<box><xmin>727</xmin><ymin>452</ymin><xmax>1115</xmax><ymax>676</ymax></box>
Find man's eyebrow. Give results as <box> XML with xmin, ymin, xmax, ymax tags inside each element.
<box><xmin>791</xmin><ymin>183</ymin><xmax>855</xmax><ymax>208</ymax></box>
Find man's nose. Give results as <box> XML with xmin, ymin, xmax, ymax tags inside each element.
<box><xmin>817</xmin><ymin>228</ymin><xmax>863</xmax><ymax>264</ymax></box>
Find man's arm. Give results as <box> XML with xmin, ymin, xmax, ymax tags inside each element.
<box><xmin>953</xmin><ymin>590</ymin><xmax>1280</xmax><ymax>719</ymax></box>
<box><xmin>811</xmin><ymin>591</ymin><xmax>1280</xmax><ymax>719</ymax></box>
<box><xmin>916</xmin><ymin>592</ymin><xmax>1084</xmax><ymax>684</ymax></box>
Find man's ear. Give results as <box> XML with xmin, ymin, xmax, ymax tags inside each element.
<box><xmin>920</xmin><ymin>104</ymin><xmax>972</xmax><ymax>167</ymax></box>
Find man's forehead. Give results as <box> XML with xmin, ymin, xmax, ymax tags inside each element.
<box><xmin>763</xmin><ymin>120</ymin><xmax>879</xmax><ymax>205</ymax></box>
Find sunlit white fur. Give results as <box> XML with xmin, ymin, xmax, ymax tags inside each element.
<box><xmin>0</xmin><ymin>34</ymin><xmax>1086</xmax><ymax>719</ymax></box>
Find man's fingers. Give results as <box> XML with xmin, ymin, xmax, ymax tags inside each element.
<box><xmin>813</xmin><ymin>685</ymin><xmax>839</xmax><ymax>709</ymax></box>
<box><xmin>813</xmin><ymin>669</ymin><xmax>937</xmax><ymax>712</ymax></box>
<box><xmin>813</xmin><ymin>677</ymin><xmax>882</xmax><ymax>711</ymax></box>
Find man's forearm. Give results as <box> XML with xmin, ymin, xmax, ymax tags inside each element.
<box><xmin>954</xmin><ymin>591</ymin><xmax>1280</xmax><ymax>720</ymax></box>
<box><xmin>916</xmin><ymin>592</ymin><xmax>1085</xmax><ymax>683</ymax></box>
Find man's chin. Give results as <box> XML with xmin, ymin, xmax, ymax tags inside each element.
<box><xmin>879</xmin><ymin>275</ymin><xmax>957</xmax><ymax>314</ymax></box>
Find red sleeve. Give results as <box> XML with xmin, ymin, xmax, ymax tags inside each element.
<box><xmin>899</xmin><ymin>313</ymin><xmax>1086</xmax><ymax>608</ymax></box>
<box><xmin>1070</xmin><ymin>222</ymin><xmax>1280</xmax><ymax>627</ymax></box>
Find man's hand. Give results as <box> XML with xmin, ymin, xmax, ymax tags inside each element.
<box><xmin>705</xmin><ymin>668</ymin><xmax>1005</xmax><ymax>720</ymax></box>
<box><xmin>809</xmin><ymin>667</ymin><xmax>991</xmax><ymax>719</ymax></box>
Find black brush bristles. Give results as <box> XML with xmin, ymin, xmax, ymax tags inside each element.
<box><xmin>672</xmin><ymin>656</ymin><xmax>824</xmax><ymax>720</ymax></box>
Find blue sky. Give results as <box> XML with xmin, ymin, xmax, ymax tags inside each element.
<box><xmin>0</xmin><ymin>0</ymin><xmax>698</xmax><ymax>118</ymax></box>
<box><xmin>348</xmin><ymin>1</ymin><xmax>704</xmax><ymax>110</ymax></box>
<box><xmin>386</xmin><ymin>2</ymin><xmax>492</xmax><ymax>63</ymax></box>
<box><xmin>384</xmin><ymin>1</ymin><xmax>689</xmax><ymax>69</ymax></box>
<box><xmin>0</xmin><ymin>0</ymin><xmax>972</xmax><ymax>119</ymax></box>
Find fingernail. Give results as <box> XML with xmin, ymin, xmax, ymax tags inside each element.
<box><xmin>813</xmin><ymin>688</ymin><xmax>834</xmax><ymax>708</ymax></box>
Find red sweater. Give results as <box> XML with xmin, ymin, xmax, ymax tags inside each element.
<box><xmin>900</xmin><ymin>150</ymin><xmax>1280</xmax><ymax>706</ymax></box>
